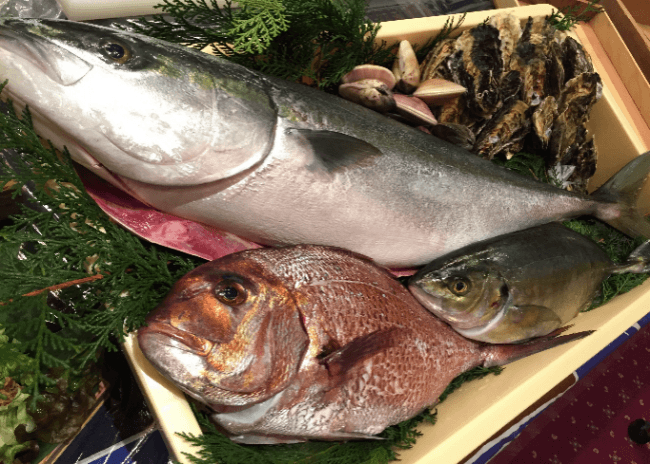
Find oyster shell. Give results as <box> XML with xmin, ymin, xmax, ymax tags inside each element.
<box><xmin>421</xmin><ymin>38</ymin><xmax>456</xmax><ymax>81</ymax></box>
<box><xmin>450</xmin><ymin>24</ymin><xmax>503</xmax><ymax>118</ymax></box>
<box><xmin>474</xmin><ymin>100</ymin><xmax>530</xmax><ymax>160</ymax></box>
<box><xmin>431</xmin><ymin>123</ymin><xmax>476</xmax><ymax>151</ymax></box>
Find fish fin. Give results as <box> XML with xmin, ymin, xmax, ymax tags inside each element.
<box><xmin>613</xmin><ymin>240</ymin><xmax>650</xmax><ymax>274</ymax></box>
<box><xmin>321</xmin><ymin>327</ymin><xmax>403</xmax><ymax>380</ymax></box>
<box><xmin>228</xmin><ymin>433</ymin><xmax>307</xmax><ymax>444</ymax></box>
<box><xmin>591</xmin><ymin>151</ymin><xmax>650</xmax><ymax>239</ymax></box>
<box><xmin>482</xmin><ymin>325</ymin><xmax>594</xmax><ymax>367</ymax></box>
<box><xmin>230</xmin><ymin>431</ymin><xmax>384</xmax><ymax>443</ymax></box>
<box><xmin>504</xmin><ymin>304</ymin><xmax>563</xmax><ymax>339</ymax></box>
<box><xmin>287</xmin><ymin>129</ymin><xmax>383</xmax><ymax>172</ymax></box>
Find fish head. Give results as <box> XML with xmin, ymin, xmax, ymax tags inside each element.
<box><xmin>408</xmin><ymin>256</ymin><xmax>509</xmax><ymax>331</ymax></box>
<box><xmin>0</xmin><ymin>18</ymin><xmax>276</xmax><ymax>187</ymax></box>
<box><xmin>137</xmin><ymin>254</ymin><xmax>309</xmax><ymax>410</ymax></box>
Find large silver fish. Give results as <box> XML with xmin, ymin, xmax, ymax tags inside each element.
<box><xmin>409</xmin><ymin>223</ymin><xmax>650</xmax><ymax>343</ymax></box>
<box><xmin>1</xmin><ymin>18</ymin><xmax>649</xmax><ymax>267</ymax></box>
<box><xmin>137</xmin><ymin>245</ymin><xmax>591</xmax><ymax>443</ymax></box>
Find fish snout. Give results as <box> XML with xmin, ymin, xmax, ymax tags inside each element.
<box><xmin>138</xmin><ymin>321</ymin><xmax>213</xmax><ymax>356</ymax></box>
<box><xmin>0</xmin><ymin>20</ymin><xmax>93</xmax><ymax>86</ymax></box>
<box><xmin>408</xmin><ymin>281</ymin><xmax>478</xmax><ymax>328</ymax></box>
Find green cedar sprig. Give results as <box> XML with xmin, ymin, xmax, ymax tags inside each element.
<box><xmin>547</xmin><ymin>0</ymin><xmax>603</xmax><ymax>31</ymax></box>
<box><xmin>0</xmin><ymin>85</ymin><xmax>203</xmax><ymax>405</ymax></box>
<box><xmin>129</xmin><ymin>0</ymin><xmax>395</xmax><ymax>91</ymax></box>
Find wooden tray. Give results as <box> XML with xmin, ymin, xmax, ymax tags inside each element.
<box><xmin>122</xmin><ymin>4</ymin><xmax>650</xmax><ymax>464</ymax></box>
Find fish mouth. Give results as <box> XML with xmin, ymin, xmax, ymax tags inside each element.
<box><xmin>139</xmin><ymin>321</ymin><xmax>214</xmax><ymax>356</ymax></box>
<box><xmin>0</xmin><ymin>20</ymin><xmax>93</xmax><ymax>87</ymax></box>
<box><xmin>408</xmin><ymin>283</ymin><xmax>478</xmax><ymax>329</ymax></box>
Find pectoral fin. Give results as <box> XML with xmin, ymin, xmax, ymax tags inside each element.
<box><xmin>505</xmin><ymin>304</ymin><xmax>563</xmax><ymax>338</ymax></box>
<box><xmin>321</xmin><ymin>327</ymin><xmax>403</xmax><ymax>380</ymax></box>
<box><xmin>287</xmin><ymin>129</ymin><xmax>383</xmax><ymax>172</ymax></box>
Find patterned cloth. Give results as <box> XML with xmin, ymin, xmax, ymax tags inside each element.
<box><xmin>487</xmin><ymin>321</ymin><xmax>650</xmax><ymax>464</ymax></box>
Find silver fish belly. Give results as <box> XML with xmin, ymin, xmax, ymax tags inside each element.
<box><xmin>1</xmin><ymin>19</ymin><xmax>649</xmax><ymax>267</ymax></box>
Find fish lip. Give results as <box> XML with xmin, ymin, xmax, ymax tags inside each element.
<box><xmin>139</xmin><ymin>321</ymin><xmax>213</xmax><ymax>356</ymax></box>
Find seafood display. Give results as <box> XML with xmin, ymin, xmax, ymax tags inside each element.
<box><xmin>137</xmin><ymin>245</ymin><xmax>592</xmax><ymax>443</ymax></box>
<box><xmin>409</xmin><ymin>223</ymin><xmax>650</xmax><ymax>343</ymax></box>
<box><xmin>1</xmin><ymin>18</ymin><xmax>648</xmax><ymax>269</ymax></box>
<box><xmin>341</xmin><ymin>14</ymin><xmax>602</xmax><ymax>193</ymax></box>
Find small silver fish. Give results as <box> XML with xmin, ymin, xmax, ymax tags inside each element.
<box><xmin>409</xmin><ymin>223</ymin><xmax>650</xmax><ymax>343</ymax></box>
<box><xmin>137</xmin><ymin>245</ymin><xmax>591</xmax><ymax>443</ymax></box>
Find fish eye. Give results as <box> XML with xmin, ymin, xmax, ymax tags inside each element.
<box><xmin>214</xmin><ymin>280</ymin><xmax>247</xmax><ymax>306</ymax></box>
<box><xmin>448</xmin><ymin>277</ymin><xmax>471</xmax><ymax>296</ymax></box>
<box><xmin>100</xmin><ymin>40</ymin><xmax>131</xmax><ymax>64</ymax></box>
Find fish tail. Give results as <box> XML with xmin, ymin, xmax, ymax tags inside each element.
<box><xmin>613</xmin><ymin>240</ymin><xmax>650</xmax><ymax>274</ymax></box>
<box><xmin>591</xmin><ymin>151</ymin><xmax>650</xmax><ymax>239</ymax></box>
<box><xmin>482</xmin><ymin>325</ymin><xmax>594</xmax><ymax>367</ymax></box>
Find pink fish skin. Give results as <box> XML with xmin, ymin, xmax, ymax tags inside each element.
<box><xmin>137</xmin><ymin>245</ymin><xmax>591</xmax><ymax>444</ymax></box>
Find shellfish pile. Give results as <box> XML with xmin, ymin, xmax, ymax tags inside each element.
<box><xmin>340</xmin><ymin>14</ymin><xmax>602</xmax><ymax>193</ymax></box>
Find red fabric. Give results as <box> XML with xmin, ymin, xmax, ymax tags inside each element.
<box><xmin>489</xmin><ymin>323</ymin><xmax>650</xmax><ymax>463</ymax></box>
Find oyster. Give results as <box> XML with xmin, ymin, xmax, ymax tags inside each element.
<box><xmin>417</xmin><ymin>13</ymin><xmax>601</xmax><ymax>191</ymax></box>
<box><xmin>474</xmin><ymin>100</ymin><xmax>530</xmax><ymax>160</ymax></box>
<box><xmin>448</xmin><ymin>24</ymin><xmax>503</xmax><ymax>118</ymax></box>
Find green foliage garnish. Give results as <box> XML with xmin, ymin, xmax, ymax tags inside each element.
<box><xmin>129</xmin><ymin>0</ymin><xmax>394</xmax><ymax>91</ymax></box>
<box><xmin>493</xmin><ymin>152</ymin><xmax>551</xmax><ymax>184</ymax></box>
<box><xmin>0</xmin><ymin>85</ymin><xmax>203</xmax><ymax>407</ymax></box>
<box><xmin>547</xmin><ymin>0</ymin><xmax>603</xmax><ymax>31</ymax></box>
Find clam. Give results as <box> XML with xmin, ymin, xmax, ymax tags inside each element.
<box><xmin>413</xmin><ymin>78</ymin><xmax>467</xmax><ymax>106</ymax></box>
<box><xmin>339</xmin><ymin>79</ymin><xmax>396</xmax><ymax>113</ymax></box>
<box><xmin>393</xmin><ymin>40</ymin><xmax>421</xmax><ymax>94</ymax></box>
<box><xmin>341</xmin><ymin>64</ymin><xmax>397</xmax><ymax>89</ymax></box>
<box><xmin>393</xmin><ymin>94</ymin><xmax>437</xmax><ymax>127</ymax></box>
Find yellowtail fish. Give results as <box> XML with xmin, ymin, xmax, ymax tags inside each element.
<box><xmin>409</xmin><ymin>223</ymin><xmax>650</xmax><ymax>343</ymax></box>
<box><xmin>1</xmin><ymin>19</ymin><xmax>650</xmax><ymax>267</ymax></box>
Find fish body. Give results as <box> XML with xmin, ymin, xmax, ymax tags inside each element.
<box><xmin>409</xmin><ymin>223</ymin><xmax>650</xmax><ymax>343</ymax></box>
<box><xmin>137</xmin><ymin>245</ymin><xmax>590</xmax><ymax>443</ymax></box>
<box><xmin>1</xmin><ymin>19</ymin><xmax>650</xmax><ymax>267</ymax></box>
